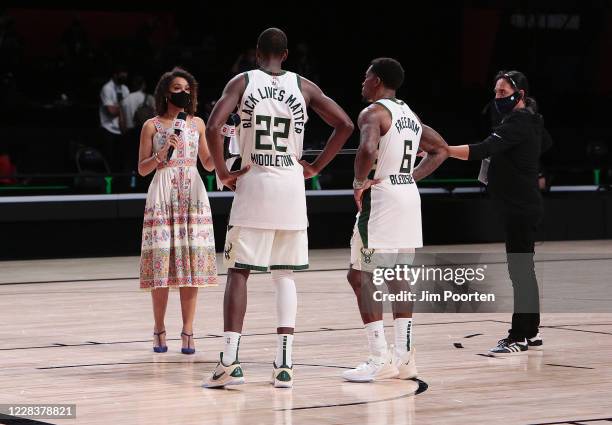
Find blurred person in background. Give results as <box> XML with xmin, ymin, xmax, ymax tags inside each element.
<box><xmin>99</xmin><ymin>64</ymin><xmax>129</xmax><ymax>171</ymax></box>
<box><xmin>230</xmin><ymin>47</ymin><xmax>257</xmax><ymax>74</ymax></box>
<box><xmin>293</xmin><ymin>42</ymin><xmax>319</xmax><ymax>84</ymax></box>
<box><xmin>0</xmin><ymin>151</ymin><xmax>17</xmax><ymax>184</ymax></box>
<box><xmin>120</xmin><ymin>75</ymin><xmax>155</xmax><ymax>172</ymax></box>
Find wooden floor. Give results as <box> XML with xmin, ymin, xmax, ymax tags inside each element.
<box><xmin>1</xmin><ymin>241</ymin><xmax>611</xmax><ymax>425</ymax></box>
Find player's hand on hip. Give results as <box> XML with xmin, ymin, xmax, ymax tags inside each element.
<box><xmin>353</xmin><ymin>179</ymin><xmax>380</xmax><ymax>212</ymax></box>
<box><xmin>220</xmin><ymin>165</ymin><xmax>251</xmax><ymax>191</ymax></box>
<box><xmin>298</xmin><ymin>160</ymin><xmax>319</xmax><ymax>179</ymax></box>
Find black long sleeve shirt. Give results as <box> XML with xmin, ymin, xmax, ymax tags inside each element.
<box><xmin>468</xmin><ymin>108</ymin><xmax>553</xmax><ymax>214</ymax></box>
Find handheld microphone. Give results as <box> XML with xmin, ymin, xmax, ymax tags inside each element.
<box><xmin>222</xmin><ymin>113</ymin><xmax>241</xmax><ymax>160</ymax></box>
<box><xmin>166</xmin><ymin>111</ymin><xmax>187</xmax><ymax>162</ymax></box>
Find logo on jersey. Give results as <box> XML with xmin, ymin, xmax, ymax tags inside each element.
<box><xmin>360</xmin><ymin>248</ymin><xmax>375</xmax><ymax>264</ymax></box>
<box><xmin>224</xmin><ymin>242</ymin><xmax>233</xmax><ymax>260</ymax></box>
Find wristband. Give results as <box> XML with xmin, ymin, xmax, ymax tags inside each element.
<box><xmin>352</xmin><ymin>178</ymin><xmax>366</xmax><ymax>190</ymax></box>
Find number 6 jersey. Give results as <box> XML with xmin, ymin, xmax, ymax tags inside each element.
<box><xmin>358</xmin><ymin>98</ymin><xmax>423</xmax><ymax>249</ymax></box>
<box><xmin>230</xmin><ymin>69</ymin><xmax>309</xmax><ymax>230</ymax></box>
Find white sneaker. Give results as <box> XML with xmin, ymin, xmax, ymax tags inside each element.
<box><xmin>342</xmin><ymin>351</ymin><xmax>399</xmax><ymax>382</ymax></box>
<box><xmin>271</xmin><ymin>362</ymin><xmax>293</xmax><ymax>388</ymax></box>
<box><xmin>393</xmin><ymin>347</ymin><xmax>418</xmax><ymax>380</ymax></box>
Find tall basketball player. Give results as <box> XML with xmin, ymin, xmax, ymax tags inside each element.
<box><xmin>203</xmin><ymin>28</ymin><xmax>353</xmax><ymax>388</ymax></box>
<box><xmin>343</xmin><ymin>58</ymin><xmax>449</xmax><ymax>382</ymax></box>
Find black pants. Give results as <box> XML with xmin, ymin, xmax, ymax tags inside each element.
<box><xmin>99</xmin><ymin>128</ymin><xmax>123</xmax><ymax>172</ymax></box>
<box><xmin>123</xmin><ymin>127</ymin><xmax>140</xmax><ymax>173</ymax></box>
<box><xmin>504</xmin><ymin>212</ymin><xmax>541</xmax><ymax>340</ymax></box>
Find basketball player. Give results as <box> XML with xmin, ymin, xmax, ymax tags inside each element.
<box><xmin>343</xmin><ymin>58</ymin><xmax>449</xmax><ymax>382</ymax></box>
<box><xmin>203</xmin><ymin>28</ymin><xmax>353</xmax><ymax>388</ymax></box>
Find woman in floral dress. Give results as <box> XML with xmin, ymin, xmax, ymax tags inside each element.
<box><xmin>137</xmin><ymin>67</ymin><xmax>217</xmax><ymax>354</ymax></box>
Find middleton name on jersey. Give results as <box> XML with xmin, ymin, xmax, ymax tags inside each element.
<box><xmin>251</xmin><ymin>152</ymin><xmax>295</xmax><ymax>166</ymax></box>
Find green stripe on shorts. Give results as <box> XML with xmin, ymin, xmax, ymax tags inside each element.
<box><xmin>270</xmin><ymin>264</ymin><xmax>310</xmax><ymax>270</ymax></box>
<box><xmin>234</xmin><ymin>262</ymin><xmax>268</xmax><ymax>272</ymax></box>
<box><xmin>357</xmin><ymin>188</ymin><xmax>371</xmax><ymax>248</ymax></box>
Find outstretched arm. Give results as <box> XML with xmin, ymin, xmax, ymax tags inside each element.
<box><xmin>205</xmin><ymin>74</ymin><xmax>250</xmax><ymax>189</ymax></box>
<box><xmin>447</xmin><ymin>145</ymin><xmax>470</xmax><ymax>160</ymax></box>
<box><xmin>449</xmin><ymin>114</ymin><xmax>528</xmax><ymax>161</ymax></box>
<box><xmin>298</xmin><ymin>78</ymin><xmax>354</xmax><ymax>178</ymax></box>
<box><xmin>412</xmin><ymin>125</ymin><xmax>449</xmax><ymax>182</ymax></box>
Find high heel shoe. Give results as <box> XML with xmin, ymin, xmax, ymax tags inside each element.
<box><xmin>181</xmin><ymin>331</ymin><xmax>195</xmax><ymax>355</ymax></box>
<box><xmin>153</xmin><ymin>330</ymin><xmax>168</xmax><ymax>353</ymax></box>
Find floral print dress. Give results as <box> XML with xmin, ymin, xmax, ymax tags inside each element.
<box><xmin>139</xmin><ymin>116</ymin><xmax>217</xmax><ymax>289</ymax></box>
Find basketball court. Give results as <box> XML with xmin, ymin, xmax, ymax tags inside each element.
<box><xmin>2</xmin><ymin>241</ymin><xmax>611</xmax><ymax>425</ymax></box>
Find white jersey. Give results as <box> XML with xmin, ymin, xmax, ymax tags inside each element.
<box><xmin>358</xmin><ymin>97</ymin><xmax>423</xmax><ymax>249</ymax></box>
<box><xmin>99</xmin><ymin>79</ymin><xmax>129</xmax><ymax>135</ymax></box>
<box><xmin>230</xmin><ymin>69</ymin><xmax>309</xmax><ymax>230</ymax></box>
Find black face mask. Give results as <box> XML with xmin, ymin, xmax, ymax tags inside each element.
<box><xmin>168</xmin><ymin>91</ymin><xmax>191</xmax><ymax>108</ymax></box>
<box><xmin>494</xmin><ymin>91</ymin><xmax>521</xmax><ymax>115</ymax></box>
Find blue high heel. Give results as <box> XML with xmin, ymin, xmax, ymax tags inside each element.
<box><xmin>153</xmin><ymin>330</ymin><xmax>168</xmax><ymax>353</ymax></box>
<box><xmin>181</xmin><ymin>332</ymin><xmax>195</xmax><ymax>355</ymax></box>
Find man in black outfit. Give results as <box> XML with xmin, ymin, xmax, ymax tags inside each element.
<box><xmin>448</xmin><ymin>70</ymin><xmax>552</xmax><ymax>355</ymax></box>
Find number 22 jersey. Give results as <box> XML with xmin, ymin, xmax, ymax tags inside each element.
<box><xmin>230</xmin><ymin>69</ymin><xmax>309</xmax><ymax>230</ymax></box>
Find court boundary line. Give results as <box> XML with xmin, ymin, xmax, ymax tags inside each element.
<box><xmin>0</xmin><ymin>320</ymin><xmax>500</xmax><ymax>352</ymax></box>
<box><xmin>528</xmin><ymin>416</ymin><xmax>612</xmax><ymax>425</ymax></box>
<box><xmin>34</xmin><ymin>361</ymin><xmax>432</xmax><ymax>409</ymax></box>
<box><xmin>0</xmin><ymin>413</ymin><xmax>56</xmax><ymax>425</ymax></box>
<box><xmin>4</xmin><ymin>319</ymin><xmax>612</xmax><ymax>352</ymax></box>
<box><xmin>545</xmin><ymin>363</ymin><xmax>595</xmax><ymax>370</ymax></box>
<box><xmin>2</xmin><ymin>256</ymin><xmax>611</xmax><ymax>286</ymax></box>
<box><xmin>0</xmin><ymin>268</ymin><xmax>348</xmax><ymax>286</ymax></box>
<box><xmin>36</xmin><ymin>360</ymin><xmax>351</xmax><ymax>371</ymax></box>
<box><xmin>275</xmin><ymin>378</ymin><xmax>428</xmax><ymax>411</ymax></box>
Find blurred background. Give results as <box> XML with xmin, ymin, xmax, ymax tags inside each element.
<box><xmin>1</xmin><ymin>1</ymin><xmax>611</xmax><ymax>258</ymax></box>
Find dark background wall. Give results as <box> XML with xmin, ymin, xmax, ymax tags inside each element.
<box><xmin>1</xmin><ymin>191</ymin><xmax>610</xmax><ymax>260</ymax></box>
<box><xmin>1</xmin><ymin>1</ymin><xmax>611</xmax><ymax>187</ymax></box>
<box><xmin>1</xmin><ymin>1</ymin><xmax>611</xmax><ymax>260</ymax></box>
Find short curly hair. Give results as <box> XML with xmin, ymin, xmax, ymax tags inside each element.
<box><xmin>154</xmin><ymin>67</ymin><xmax>198</xmax><ymax>116</ymax></box>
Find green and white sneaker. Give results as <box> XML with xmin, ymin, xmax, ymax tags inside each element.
<box><xmin>271</xmin><ymin>362</ymin><xmax>293</xmax><ymax>388</ymax></box>
<box><xmin>203</xmin><ymin>353</ymin><xmax>245</xmax><ymax>388</ymax></box>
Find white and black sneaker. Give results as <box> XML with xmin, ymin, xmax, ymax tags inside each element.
<box><xmin>489</xmin><ymin>338</ymin><xmax>528</xmax><ymax>356</ymax></box>
<box><xmin>527</xmin><ymin>333</ymin><xmax>543</xmax><ymax>350</ymax></box>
